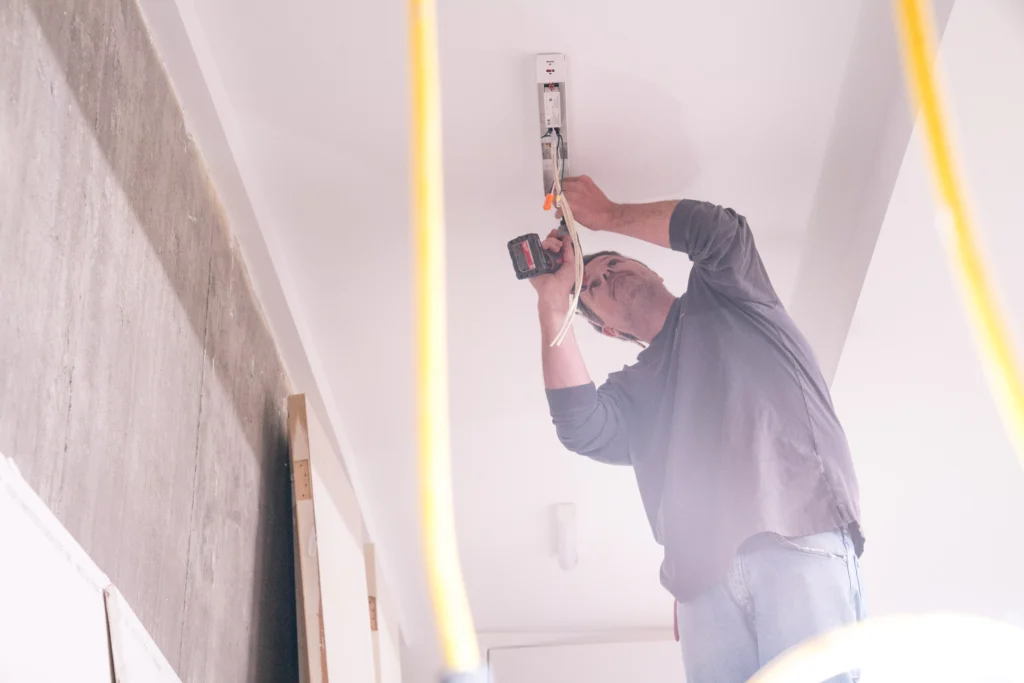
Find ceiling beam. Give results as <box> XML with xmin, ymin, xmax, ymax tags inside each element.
<box><xmin>789</xmin><ymin>0</ymin><xmax>956</xmax><ymax>384</ymax></box>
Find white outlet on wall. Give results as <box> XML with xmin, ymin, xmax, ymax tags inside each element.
<box><xmin>536</xmin><ymin>53</ymin><xmax>568</xmax><ymax>84</ymax></box>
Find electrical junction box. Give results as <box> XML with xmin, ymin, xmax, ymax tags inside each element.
<box><xmin>542</xmin><ymin>89</ymin><xmax>562</xmax><ymax>129</ymax></box>
<box><xmin>536</xmin><ymin>53</ymin><xmax>569</xmax><ymax>194</ymax></box>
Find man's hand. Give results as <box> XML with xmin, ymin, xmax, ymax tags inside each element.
<box><xmin>560</xmin><ymin>174</ymin><xmax>676</xmax><ymax>249</ymax></box>
<box><xmin>530</xmin><ymin>229</ymin><xmax>577</xmax><ymax>311</ymax></box>
<box><xmin>557</xmin><ymin>176</ymin><xmax>622</xmax><ymax>232</ymax></box>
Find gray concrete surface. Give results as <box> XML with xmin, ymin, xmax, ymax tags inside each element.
<box><xmin>0</xmin><ymin>1</ymin><xmax>299</xmax><ymax>680</ymax></box>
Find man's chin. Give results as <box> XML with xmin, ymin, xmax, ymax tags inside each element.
<box><xmin>614</xmin><ymin>277</ymin><xmax>642</xmax><ymax>301</ymax></box>
<box><xmin>611</xmin><ymin>274</ymin><xmax>633</xmax><ymax>299</ymax></box>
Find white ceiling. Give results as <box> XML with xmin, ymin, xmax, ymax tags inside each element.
<box><xmin>141</xmin><ymin>0</ymin><xmax>944</xmax><ymax>652</ymax></box>
<box><xmin>832</xmin><ymin>0</ymin><xmax>1024</xmax><ymax>629</ymax></box>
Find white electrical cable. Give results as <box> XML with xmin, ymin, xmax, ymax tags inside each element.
<box><xmin>549</xmin><ymin>139</ymin><xmax>584</xmax><ymax>347</ymax></box>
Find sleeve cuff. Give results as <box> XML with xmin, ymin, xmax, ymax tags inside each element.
<box><xmin>545</xmin><ymin>383</ymin><xmax>597</xmax><ymax>416</ymax></box>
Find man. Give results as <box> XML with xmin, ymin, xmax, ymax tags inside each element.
<box><xmin>530</xmin><ymin>175</ymin><xmax>865</xmax><ymax>683</ymax></box>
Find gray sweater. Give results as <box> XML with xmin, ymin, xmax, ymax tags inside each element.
<box><xmin>546</xmin><ymin>200</ymin><xmax>861</xmax><ymax>603</ymax></box>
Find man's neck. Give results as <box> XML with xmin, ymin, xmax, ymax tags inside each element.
<box><xmin>632</xmin><ymin>290</ymin><xmax>677</xmax><ymax>343</ymax></box>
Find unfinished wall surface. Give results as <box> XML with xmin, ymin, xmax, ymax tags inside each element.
<box><xmin>0</xmin><ymin>0</ymin><xmax>298</xmax><ymax>680</ymax></box>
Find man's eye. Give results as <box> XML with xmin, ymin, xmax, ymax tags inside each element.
<box><xmin>609</xmin><ymin>259</ymin><xmax>619</xmax><ymax>266</ymax></box>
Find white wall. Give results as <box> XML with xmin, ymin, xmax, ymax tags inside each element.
<box><xmin>0</xmin><ymin>457</ymin><xmax>112</xmax><ymax>683</ymax></box>
<box><xmin>489</xmin><ymin>640</ymin><xmax>683</xmax><ymax>683</ymax></box>
<box><xmin>832</xmin><ymin>0</ymin><xmax>1024</xmax><ymax>626</ymax></box>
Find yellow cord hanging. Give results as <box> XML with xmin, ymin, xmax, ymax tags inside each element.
<box><xmin>896</xmin><ymin>0</ymin><xmax>1024</xmax><ymax>467</ymax></box>
<box><xmin>409</xmin><ymin>0</ymin><xmax>480</xmax><ymax>675</ymax></box>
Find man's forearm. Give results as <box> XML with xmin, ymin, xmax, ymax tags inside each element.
<box><xmin>539</xmin><ymin>303</ymin><xmax>591</xmax><ymax>389</ymax></box>
<box><xmin>598</xmin><ymin>200</ymin><xmax>678</xmax><ymax>248</ymax></box>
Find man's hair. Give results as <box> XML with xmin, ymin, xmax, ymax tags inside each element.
<box><xmin>575</xmin><ymin>251</ymin><xmax>644</xmax><ymax>346</ymax></box>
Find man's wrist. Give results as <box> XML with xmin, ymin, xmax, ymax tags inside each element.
<box><xmin>537</xmin><ymin>298</ymin><xmax>571</xmax><ymax>319</ymax></box>
<box><xmin>597</xmin><ymin>203</ymin><xmax>627</xmax><ymax>233</ymax></box>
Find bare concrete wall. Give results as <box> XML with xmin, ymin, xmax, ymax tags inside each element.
<box><xmin>0</xmin><ymin>0</ymin><xmax>299</xmax><ymax>680</ymax></box>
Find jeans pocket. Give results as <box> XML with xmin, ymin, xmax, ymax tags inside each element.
<box><xmin>767</xmin><ymin>531</ymin><xmax>847</xmax><ymax>560</ymax></box>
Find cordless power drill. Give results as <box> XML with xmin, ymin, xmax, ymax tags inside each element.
<box><xmin>507</xmin><ymin>219</ymin><xmax>571</xmax><ymax>280</ymax></box>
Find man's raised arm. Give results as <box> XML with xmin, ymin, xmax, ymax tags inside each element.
<box><xmin>560</xmin><ymin>176</ymin><xmax>776</xmax><ymax>303</ymax></box>
<box><xmin>558</xmin><ymin>176</ymin><xmax>676</xmax><ymax>248</ymax></box>
<box><xmin>530</xmin><ymin>230</ymin><xmax>631</xmax><ymax>466</ymax></box>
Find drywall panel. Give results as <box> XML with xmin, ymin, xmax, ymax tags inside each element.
<box><xmin>0</xmin><ymin>456</ymin><xmax>112</xmax><ymax>683</ymax></box>
<box><xmin>367</xmin><ymin>545</ymin><xmax>403</xmax><ymax>683</ymax></box>
<box><xmin>489</xmin><ymin>639</ymin><xmax>684</xmax><ymax>683</ymax></box>
<box><xmin>105</xmin><ymin>586</ymin><xmax>181</xmax><ymax>683</ymax></box>
<box><xmin>308</xmin><ymin>393</ymin><xmax>377</xmax><ymax>683</ymax></box>
<box><xmin>289</xmin><ymin>394</ymin><xmax>329</xmax><ymax>682</ymax></box>
<box><xmin>374</xmin><ymin>611</ymin><xmax>403</xmax><ymax>683</ymax></box>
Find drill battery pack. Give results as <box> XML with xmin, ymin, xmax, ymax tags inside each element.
<box><xmin>507</xmin><ymin>233</ymin><xmax>564</xmax><ymax>280</ymax></box>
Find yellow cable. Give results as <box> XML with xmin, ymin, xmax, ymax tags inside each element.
<box><xmin>409</xmin><ymin>0</ymin><xmax>480</xmax><ymax>674</ymax></box>
<box><xmin>895</xmin><ymin>0</ymin><xmax>1024</xmax><ymax>466</ymax></box>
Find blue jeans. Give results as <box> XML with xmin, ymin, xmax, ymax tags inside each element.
<box><xmin>676</xmin><ymin>528</ymin><xmax>866</xmax><ymax>683</ymax></box>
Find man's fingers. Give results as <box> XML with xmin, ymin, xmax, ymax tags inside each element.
<box><xmin>561</xmin><ymin>176</ymin><xmax>590</xmax><ymax>192</ymax></box>
<box><xmin>541</xmin><ymin>237</ymin><xmax>562</xmax><ymax>253</ymax></box>
<box><xmin>561</xmin><ymin>236</ymin><xmax>575</xmax><ymax>264</ymax></box>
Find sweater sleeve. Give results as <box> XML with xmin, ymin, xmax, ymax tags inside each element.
<box><xmin>668</xmin><ymin>199</ymin><xmax>778</xmax><ymax>304</ymax></box>
<box><xmin>546</xmin><ymin>380</ymin><xmax>632</xmax><ymax>466</ymax></box>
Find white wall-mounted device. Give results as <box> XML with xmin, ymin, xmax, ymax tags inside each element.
<box><xmin>553</xmin><ymin>502</ymin><xmax>578</xmax><ymax>571</ymax></box>
<box><xmin>537</xmin><ymin>53</ymin><xmax>569</xmax><ymax>194</ymax></box>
